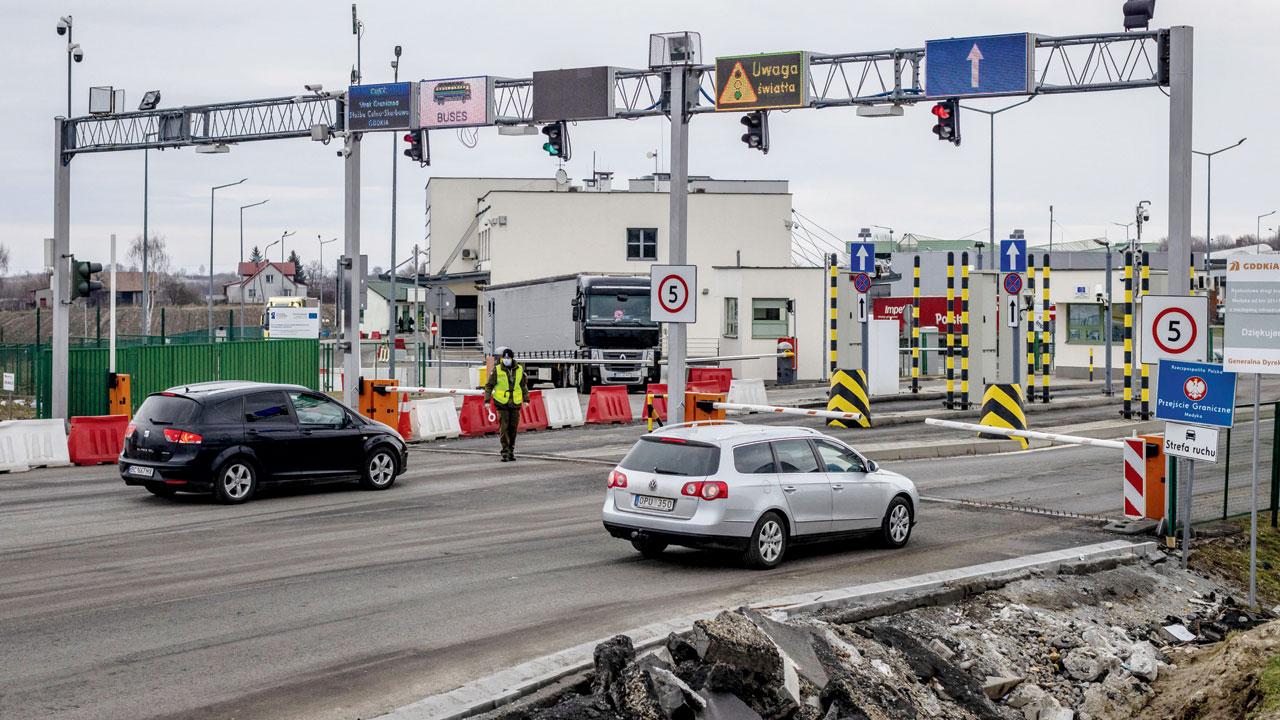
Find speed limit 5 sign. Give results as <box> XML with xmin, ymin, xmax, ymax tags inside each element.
<box><xmin>650</xmin><ymin>264</ymin><xmax>697</xmax><ymax>323</ymax></box>
<box><xmin>1140</xmin><ymin>294</ymin><xmax>1208</xmax><ymax>364</ymax></box>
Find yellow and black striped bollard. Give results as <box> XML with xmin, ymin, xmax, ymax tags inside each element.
<box><xmin>978</xmin><ymin>383</ymin><xmax>1029</xmax><ymax>450</ymax></box>
<box><xmin>828</xmin><ymin>369</ymin><xmax>871</xmax><ymax>428</ymax></box>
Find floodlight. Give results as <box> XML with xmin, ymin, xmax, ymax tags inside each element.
<box><xmin>649</xmin><ymin>32</ymin><xmax>702</xmax><ymax>69</ymax></box>
<box><xmin>138</xmin><ymin>90</ymin><xmax>161</xmax><ymax>111</ymax></box>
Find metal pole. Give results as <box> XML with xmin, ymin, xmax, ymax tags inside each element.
<box><xmin>142</xmin><ymin>147</ymin><xmax>150</xmax><ymax>336</ymax></box>
<box><xmin>342</xmin><ymin>133</ymin><xmax>362</xmax><ymax>408</ymax></box>
<box><xmin>988</xmin><ymin>114</ymin><xmax>995</xmax><ymax>254</ymax></box>
<box><xmin>1104</xmin><ymin>247</ymin><xmax>1113</xmax><ymax>395</ymax></box>
<box><xmin>1205</xmin><ymin>155</ymin><xmax>1212</xmax><ymax>273</ymax></box>
<box><xmin>1183</xmin><ymin>458</ymin><xmax>1193</xmax><ymax>569</ymax></box>
<box><xmin>666</xmin><ymin>66</ymin><xmax>690</xmax><ymax>420</ymax></box>
<box><xmin>1166</xmin><ymin>26</ymin><xmax>1194</xmax><ymax>296</ymax></box>
<box><xmin>1250</xmin><ymin>373</ymin><xmax>1260</xmax><ymax>608</ymax></box>
<box><xmin>109</xmin><ymin>234</ymin><xmax>117</xmax><ymax>373</ymax></box>
<box><xmin>389</xmin><ymin>54</ymin><xmax>400</xmax><ymax>380</ymax></box>
<box><xmin>208</xmin><ymin>186</ymin><xmax>214</xmax><ymax>339</ymax></box>
<box><xmin>66</xmin><ymin>23</ymin><xmax>72</xmax><ymax>118</ymax></box>
<box><xmin>52</xmin><ymin>119</ymin><xmax>71</xmax><ymax>422</ymax></box>
<box><xmin>1048</xmin><ymin>205</ymin><xmax>1053</xmax><ymax>255</ymax></box>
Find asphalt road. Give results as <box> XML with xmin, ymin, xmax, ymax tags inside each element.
<box><xmin>2</xmin><ymin>384</ymin><xmax>1275</xmax><ymax>719</ymax></box>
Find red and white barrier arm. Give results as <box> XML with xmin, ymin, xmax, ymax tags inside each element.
<box><xmin>383</xmin><ymin>386</ymin><xmax>486</xmax><ymax>397</ymax></box>
<box><xmin>924</xmin><ymin>418</ymin><xmax>1125</xmax><ymax>450</ymax></box>
<box><xmin>711</xmin><ymin>402</ymin><xmax>860</xmax><ymax>422</ymax></box>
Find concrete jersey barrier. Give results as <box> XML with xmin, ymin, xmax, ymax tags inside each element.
<box><xmin>725</xmin><ymin>378</ymin><xmax>768</xmax><ymax>413</ymax></box>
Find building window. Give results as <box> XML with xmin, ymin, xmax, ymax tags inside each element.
<box><xmin>247</xmin><ymin>288</ymin><xmax>256</xmax><ymax>299</ymax></box>
<box><xmin>751</xmin><ymin>298</ymin><xmax>789</xmax><ymax>339</ymax></box>
<box><xmin>1065</xmin><ymin>303</ymin><xmax>1124</xmax><ymax>344</ymax></box>
<box><xmin>723</xmin><ymin>297</ymin><xmax>738</xmax><ymax>338</ymax></box>
<box><xmin>626</xmin><ymin>228</ymin><xmax>658</xmax><ymax>261</ymax></box>
<box><xmin>265</xmin><ymin>274</ymin><xmax>274</xmax><ymax>284</ymax></box>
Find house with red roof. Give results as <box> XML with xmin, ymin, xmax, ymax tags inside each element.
<box><xmin>224</xmin><ymin>261</ymin><xmax>306</xmax><ymax>304</ymax></box>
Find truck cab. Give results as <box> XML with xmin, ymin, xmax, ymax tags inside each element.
<box><xmin>570</xmin><ymin>276</ymin><xmax>662</xmax><ymax>390</ymax></box>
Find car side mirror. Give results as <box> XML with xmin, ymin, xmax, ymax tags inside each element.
<box><xmin>866</xmin><ymin>460</ymin><xmax>879</xmax><ymax>473</ymax></box>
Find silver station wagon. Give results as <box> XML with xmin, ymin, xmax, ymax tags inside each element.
<box><xmin>602</xmin><ymin>422</ymin><xmax>919</xmax><ymax>569</ymax></box>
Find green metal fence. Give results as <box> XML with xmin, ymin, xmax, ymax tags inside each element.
<box><xmin>0</xmin><ymin>344</ymin><xmax>41</xmax><ymax>396</ymax></box>
<box><xmin>37</xmin><ymin>339</ymin><xmax>320</xmax><ymax>418</ymax></box>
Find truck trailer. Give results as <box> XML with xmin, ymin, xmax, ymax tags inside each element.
<box><xmin>482</xmin><ymin>274</ymin><xmax>662</xmax><ymax>392</ymax></box>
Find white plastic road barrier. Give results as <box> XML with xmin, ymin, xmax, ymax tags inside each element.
<box><xmin>725</xmin><ymin>379</ymin><xmax>768</xmax><ymax>413</ymax></box>
<box><xmin>924</xmin><ymin>418</ymin><xmax>1125</xmax><ymax>450</ymax></box>
<box><xmin>710</xmin><ymin>402</ymin><xmax>860</xmax><ymax>422</ymax></box>
<box><xmin>542</xmin><ymin>387</ymin><xmax>585</xmax><ymax>428</ymax></box>
<box><xmin>0</xmin><ymin>427</ymin><xmax>30</xmax><ymax>473</ymax></box>
<box><xmin>409</xmin><ymin>397</ymin><xmax>463</xmax><ymax>442</ymax></box>
<box><xmin>0</xmin><ymin>419</ymin><xmax>72</xmax><ymax>469</ymax></box>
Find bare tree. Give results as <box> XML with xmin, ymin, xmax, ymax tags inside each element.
<box><xmin>126</xmin><ymin>234</ymin><xmax>171</xmax><ymax>333</ymax></box>
<box><xmin>0</xmin><ymin>244</ymin><xmax>10</xmax><ymax>276</ymax></box>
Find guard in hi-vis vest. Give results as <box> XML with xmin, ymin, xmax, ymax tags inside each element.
<box><xmin>484</xmin><ymin>347</ymin><xmax>530</xmax><ymax>462</ymax></box>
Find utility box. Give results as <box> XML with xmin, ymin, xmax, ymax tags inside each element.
<box><xmin>107</xmin><ymin>372</ymin><xmax>132</xmax><ymax>418</ymax></box>
<box><xmin>776</xmin><ymin>337</ymin><xmax>796</xmax><ymax>385</ymax></box>
<box><xmin>358</xmin><ymin>378</ymin><xmax>400</xmax><ymax>426</ymax></box>
<box><xmin>1138</xmin><ymin>433</ymin><xmax>1167</xmax><ymax>522</ymax></box>
<box><xmin>684</xmin><ymin>392</ymin><xmax>727</xmax><ymax>423</ymax></box>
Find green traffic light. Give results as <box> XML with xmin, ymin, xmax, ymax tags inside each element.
<box><xmin>542</xmin><ymin>142</ymin><xmax>560</xmax><ymax>156</ymax></box>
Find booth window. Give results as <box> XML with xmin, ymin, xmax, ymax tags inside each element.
<box><xmin>723</xmin><ymin>297</ymin><xmax>738</xmax><ymax>338</ymax></box>
<box><xmin>751</xmin><ymin>298</ymin><xmax>788</xmax><ymax>339</ymax></box>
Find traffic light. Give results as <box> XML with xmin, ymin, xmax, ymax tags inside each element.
<box><xmin>70</xmin><ymin>259</ymin><xmax>103</xmax><ymax>300</ymax></box>
<box><xmin>402</xmin><ymin>129</ymin><xmax>429</xmax><ymax>166</ymax></box>
<box><xmin>541</xmin><ymin>121</ymin><xmax>570</xmax><ymax>161</ymax></box>
<box><xmin>739</xmin><ymin>110</ymin><xmax>769</xmax><ymax>154</ymax></box>
<box><xmin>930</xmin><ymin>99</ymin><xmax>960</xmax><ymax>146</ymax></box>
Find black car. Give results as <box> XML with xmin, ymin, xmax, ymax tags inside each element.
<box><xmin>120</xmin><ymin>381</ymin><xmax>408</xmax><ymax>503</ymax></box>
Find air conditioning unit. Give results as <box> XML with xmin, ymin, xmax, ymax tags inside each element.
<box><xmin>461</xmin><ymin>249</ymin><xmax>476</xmax><ymax>260</ymax></box>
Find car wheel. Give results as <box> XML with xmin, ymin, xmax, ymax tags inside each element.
<box><xmin>743</xmin><ymin>511</ymin><xmax>788</xmax><ymax>570</ymax></box>
<box><xmin>145</xmin><ymin>483</ymin><xmax>176</xmax><ymax>498</ymax></box>
<box><xmin>631</xmin><ymin>537</ymin><xmax>668</xmax><ymax>558</ymax></box>
<box><xmin>361</xmin><ymin>447</ymin><xmax>398</xmax><ymax>490</ymax></box>
<box><xmin>881</xmin><ymin>496</ymin><xmax>913</xmax><ymax>548</ymax></box>
<box><xmin>213</xmin><ymin>459</ymin><xmax>257</xmax><ymax>504</ymax></box>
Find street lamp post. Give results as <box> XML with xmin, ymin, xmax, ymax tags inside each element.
<box><xmin>1193</xmin><ymin>138</ymin><xmax>1246</xmax><ymax>274</ymax></box>
<box><xmin>1092</xmin><ymin>238</ymin><xmax>1115</xmax><ymax>396</ymax></box>
<box><xmin>141</xmin><ymin>130</ymin><xmax>158</xmax><ymax>335</ymax></box>
<box><xmin>1112</xmin><ymin>221</ymin><xmax>1133</xmax><ymax>245</ymax></box>
<box><xmin>961</xmin><ymin>97</ymin><xmax>1035</xmax><ymax>255</ymax></box>
<box><xmin>319</xmin><ymin>236</ymin><xmax>337</xmax><ymax>331</ymax></box>
<box><xmin>1258</xmin><ymin>211</ymin><xmax>1277</xmax><ymax>253</ymax></box>
<box><xmin>280</xmin><ymin>230</ymin><xmax>296</xmax><ymax>262</ymax></box>
<box><xmin>209</xmin><ymin>178</ymin><xmax>247</xmax><ymax>340</ymax></box>
<box><xmin>389</xmin><ymin>44</ymin><xmax>402</xmax><ymax>379</ymax></box>
<box><xmin>239</xmin><ymin>200</ymin><xmax>269</xmax><ymax>265</ymax></box>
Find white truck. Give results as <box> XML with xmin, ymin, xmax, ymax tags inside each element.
<box><xmin>482</xmin><ymin>274</ymin><xmax>662</xmax><ymax>392</ymax></box>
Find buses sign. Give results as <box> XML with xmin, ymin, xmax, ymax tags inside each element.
<box><xmin>418</xmin><ymin>76</ymin><xmax>493</xmax><ymax>129</ymax></box>
<box><xmin>715</xmin><ymin>51</ymin><xmax>809</xmax><ymax>111</ymax></box>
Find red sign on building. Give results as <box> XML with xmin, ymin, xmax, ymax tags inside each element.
<box><xmin>873</xmin><ymin>296</ymin><xmax>962</xmax><ymax>332</ymax></box>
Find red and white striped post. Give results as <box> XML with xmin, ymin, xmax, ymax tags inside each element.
<box><xmin>1123</xmin><ymin>437</ymin><xmax>1146</xmax><ymax>519</ymax></box>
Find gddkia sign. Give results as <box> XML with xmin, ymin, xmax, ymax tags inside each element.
<box><xmin>1224</xmin><ymin>257</ymin><xmax>1280</xmax><ymax>374</ymax></box>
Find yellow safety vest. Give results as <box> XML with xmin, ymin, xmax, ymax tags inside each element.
<box><xmin>493</xmin><ymin>365</ymin><xmax>524</xmax><ymax>406</ymax></box>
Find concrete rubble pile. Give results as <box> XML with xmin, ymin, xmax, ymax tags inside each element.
<box><xmin>495</xmin><ymin>551</ymin><xmax>1272</xmax><ymax>720</ymax></box>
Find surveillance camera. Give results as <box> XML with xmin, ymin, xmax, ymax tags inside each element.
<box><xmin>336</xmin><ymin>146</ymin><xmax>351</xmax><ymax>158</ymax></box>
<box><xmin>304</xmin><ymin>83</ymin><xmax>323</xmax><ymax>93</ymax></box>
<box><xmin>56</xmin><ymin>17</ymin><xmax>70</xmax><ymax>35</ymax></box>
<box><xmin>394</xmin><ymin>45</ymin><xmax>402</xmax><ymax>58</ymax></box>
<box><xmin>71</xmin><ymin>47</ymin><xmax>84</xmax><ymax>63</ymax></box>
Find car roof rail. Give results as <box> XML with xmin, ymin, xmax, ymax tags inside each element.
<box><xmin>649</xmin><ymin>419</ymin><xmax>743</xmax><ymax>435</ymax></box>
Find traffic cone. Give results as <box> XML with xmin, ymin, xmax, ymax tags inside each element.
<box><xmin>396</xmin><ymin>394</ymin><xmax>415</xmax><ymax>441</ymax></box>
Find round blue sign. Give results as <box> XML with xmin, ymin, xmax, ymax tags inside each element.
<box><xmin>1003</xmin><ymin>273</ymin><xmax>1023</xmax><ymax>295</ymax></box>
<box><xmin>852</xmin><ymin>272</ymin><xmax>872</xmax><ymax>293</ymax></box>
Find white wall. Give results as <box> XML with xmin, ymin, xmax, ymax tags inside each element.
<box><xmin>704</xmin><ymin>267</ymin><xmax>825</xmax><ymax>381</ymax></box>
<box><xmin>481</xmin><ymin>190</ymin><xmax>793</xmax><ymax>286</ymax></box>
<box><xmin>425</xmin><ymin>178</ymin><xmax>558</xmax><ymax>276</ymax></box>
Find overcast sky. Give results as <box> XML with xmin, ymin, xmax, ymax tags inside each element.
<box><xmin>0</xmin><ymin>0</ymin><xmax>1275</xmax><ymax>275</ymax></box>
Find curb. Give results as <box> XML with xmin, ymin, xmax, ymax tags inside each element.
<box><xmin>376</xmin><ymin>540</ymin><xmax>1155</xmax><ymax>720</ymax></box>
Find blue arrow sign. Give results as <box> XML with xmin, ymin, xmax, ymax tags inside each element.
<box><xmin>847</xmin><ymin>242</ymin><xmax>875</xmax><ymax>273</ymax></box>
<box><xmin>999</xmin><ymin>239</ymin><xmax>1027</xmax><ymax>274</ymax></box>
<box><xmin>1155</xmin><ymin>359</ymin><xmax>1237</xmax><ymax>428</ymax></box>
<box><xmin>926</xmin><ymin>33</ymin><xmax>1034</xmax><ymax>99</ymax></box>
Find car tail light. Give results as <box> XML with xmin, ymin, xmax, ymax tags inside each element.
<box><xmin>607</xmin><ymin>470</ymin><xmax>628</xmax><ymax>489</ymax></box>
<box><xmin>680</xmin><ymin>480</ymin><xmax>729</xmax><ymax>500</ymax></box>
<box><xmin>124</xmin><ymin>423</ymin><xmax>136</xmax><ymax>437</ymax></box>
<box><xmin>163</xmin><ymin>428</ymin><xmax>203</xmax><ymax>444</ymax></box>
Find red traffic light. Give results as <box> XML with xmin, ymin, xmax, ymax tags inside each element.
<box><xmin>403</xmin><ymin>133</ymin><xmax>416</xmax><ymax>144</ymax></box>
<box><xmin>931</xmin><ymin>103</ymin><xmax>951</xmax><ymax>120</ymax></box>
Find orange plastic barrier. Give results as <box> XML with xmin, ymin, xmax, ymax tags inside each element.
<box><xmin>586</xmin><ymin>386</ymin><xmax>633</xmax><ymax>425</ymax></box>
<box><xmin>68</xmin><ymin>415</ymin><xmax>129</xmax><ymax>466</ymax></box>
<box><xmin>518</xmin><ymin>391</ymin><xmax>550</xmax><ymax>432</ymax></box>
<box><xmin>459</xmin><ymin>395</ymin><xmax>500</xmax><ymax>436</ymax></box>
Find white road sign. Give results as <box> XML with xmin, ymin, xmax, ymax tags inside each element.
<box><xmin>1163</xmin><ymin>421</ymin><xmax>1220</xmax><ymax>463</ymax></box>
<box><xmin>1224</xmin><ymin>257</ymin><xmax>1280</xmax><ymax>374</ymax></box>
<box><xmin>650</xmin><ymin>265</ymin><xmax>697</xmax><ymax>323</ymax></box>
<box><xmin>267</xmin><ymin>306</ymin><xmax>321</xmax><ymax>339</ymax></box>
<box><xmin>2</xmin><ymin>373</ymin><xmax>13</xmax><ymax>392</ymax></box>
<box><xmin>1140</xmin><ymin>294</ymin><xmax>1208</xmax><ymax>365</ymax></box>
<box><xmin>856</xmin><ymin>294</ymin><xmax>868</xmax><ymax>323</ymax></box>
<box><xmin>1006</xmin><ymin>295</ymin><xmax>1019</xmax><ymax>328</ymax></box>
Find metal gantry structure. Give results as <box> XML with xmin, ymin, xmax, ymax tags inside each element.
<box><xmin>51</xmin><ymin>27</ymin><xmax>1185</xmax><ymax>418</ymax></box>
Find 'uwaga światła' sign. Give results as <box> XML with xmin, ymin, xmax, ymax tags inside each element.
<box><xmin>715</xmin><ymin>52</ymin><xmax>809</xmax><ymax>111</ymax></box>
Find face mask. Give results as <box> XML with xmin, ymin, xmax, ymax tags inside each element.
<box><xmin>502</xmin><ymin>358</ymin><xmax>512</xmax><ymax>367</ymax></box>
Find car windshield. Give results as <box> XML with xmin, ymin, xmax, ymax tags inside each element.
<box><xmin>586</xmin><ymin>292</ymin><xmax>653</xmax><ymax>324</ymax></box>
<box><xmin>620</xmin><ymin>437</ymin><xmax>719</xmax><ymax>476</ymax></box>
<box><xmin>134</xmin><ymin>395</ymin><xmax>200</xmax><ymax>426</ymax></box>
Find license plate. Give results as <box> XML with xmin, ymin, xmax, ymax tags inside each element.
<box><xmin>634</xmin><ymin>494</ymin><xmax>675</xmax><ymax>512</ymax></box>
<box><xmin>127</xmin><ymin>465</ymin><xmax>155</xmax><ymax>478</ymax></box>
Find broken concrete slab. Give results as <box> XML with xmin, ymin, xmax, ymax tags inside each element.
<box><xmin>696</xmin><ymin>690</ymin><xmax>762</xmax><ymax>720</ymax></box>
<box><xmin>981</xmin><ymin>675</ymin><xmax>1023</xmax><ymax>700</ymax></box>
